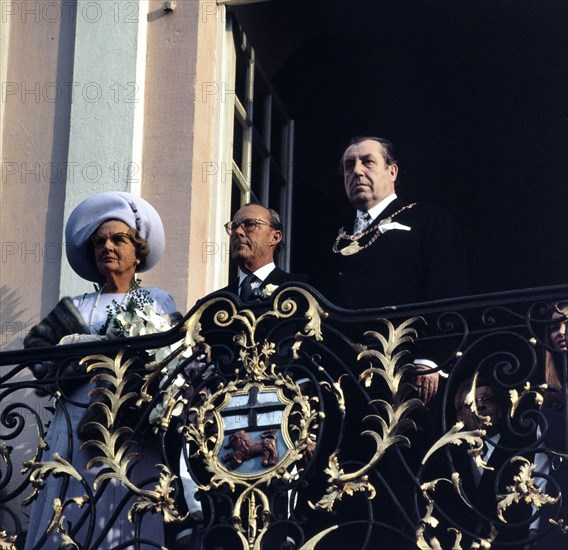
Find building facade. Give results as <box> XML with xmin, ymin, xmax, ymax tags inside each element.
<box><xmin>1</xmin><ymin>1</ymin><xmax>568</xmax><ymax>545</ymax></box>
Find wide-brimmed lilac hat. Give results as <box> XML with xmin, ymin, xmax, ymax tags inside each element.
<box><xmin>65</xmin><ymin>191</ymin><xmax>166</xmax><ymax>282</ymax></box>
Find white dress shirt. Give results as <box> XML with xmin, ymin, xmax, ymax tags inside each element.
<box><xmin>238</xmin><ymin>262</ymin><xmax>276</xmax><ymax>292</ymax></box>
<box><xmin>364</xmin><ymin>193</ymin><xmax>398</xmax><ymax>222</ymax></box>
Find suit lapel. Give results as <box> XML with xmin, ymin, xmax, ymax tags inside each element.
<box><xmin>223</xmin><ymin>267</ymin><xmax>300</xmax><ymax>298</ymax></box>
<box><xmin>367</xmin><ymin>197</ymin><xmax>405</xmax><ymax>228</ymax></box>
<box><xmin>258</xmin><ymin>267</ymin><xmax>285</xmax><ymax>289</ymax></box>
<box><xmin>226</xmin><ymin>278</ymin><xmax>239</xmax><ymax>294</ymax></box>
<box><xmin>340</xmin><ymin>198</ymin><xmax>406</xmax><ymax>233</ymax></box>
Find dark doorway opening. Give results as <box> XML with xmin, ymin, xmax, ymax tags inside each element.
<box><xmin>233</xmin><ymin>0</ymin><xmax>568</xmax><ymax>296</ymax></box>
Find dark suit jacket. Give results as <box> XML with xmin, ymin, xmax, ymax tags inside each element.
<box><xmin>318</xmin><ymin>198</ymin><xmax>468</xmax><ymax>309</ymax></box>
<box><xmin>434</xmin><ymin>434</ymin><xmax>534</xmax><ymax>546</ymax></box>
<box><xmin>221</xmin><ymin>266</ymin><xmax>309</xmax><ymax>301</ymax></box>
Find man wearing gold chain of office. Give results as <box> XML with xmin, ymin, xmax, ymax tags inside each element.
<box><xmin>318</xmin><ymin>136</ymin><xmax>468</xmax><ymax>403</ymax></box>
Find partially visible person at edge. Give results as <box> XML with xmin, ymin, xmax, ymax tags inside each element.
<box><xmin>23</xmin><ymin>191</ymin><xmax>176</xmax><ymax>550</ymax></box>
<box><xmin>174</xmin><ymin>203</ymin><xmax>308</xmax><ymax>549</ymax></box>
<box><xmin>315</xmin><ymin>136</ymin><xmax>468</xmax><ymax>403</ymax></box>
<box><xmin>534</xmin><ymin>301</ymin><xmax>568</xmax><ymax>549</ymax></box>
<box><xmin>449</xmin><ymin>379</ymin><xmax>540</xmax><ymax>549</ymax></box>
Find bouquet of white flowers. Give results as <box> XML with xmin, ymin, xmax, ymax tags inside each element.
<box><xmin>101</xmin><ymin>289</ymin><xmax>169</xmax><ymax>337</ymax></box>
<box><xmin>97</xmin><ymin>289</ymin><xmax>201</xmax><ymax>430</ymax></box>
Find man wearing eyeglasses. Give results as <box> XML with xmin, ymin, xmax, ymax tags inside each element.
<box><xmin>174</xmin><ymin>205</ymin><xmax>307</xmax><ymax>547</ymax></box>
<box><xmin>429</xmin><ymin>378</ymin><xmax>542</xmax><ymax>548</ymax></box>
<box><xmin>222</xmin><ymin>203</ymin><xmax>307</xmax><ymax>301</ymax></box>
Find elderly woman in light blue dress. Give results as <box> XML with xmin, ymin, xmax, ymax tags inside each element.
<box><xmin>24</xmin><ymin>192</ymin><xmax>176</xmax><ymax>550</ymax></box>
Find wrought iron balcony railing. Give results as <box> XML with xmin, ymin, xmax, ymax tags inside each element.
<box><xmin>0</xmin><ymin>284</ymin><xmax>567</xmax><ymax>550</ymax></box>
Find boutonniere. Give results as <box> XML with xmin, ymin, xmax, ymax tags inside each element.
<box><xmin>262</xmin><ymin>284</ymin><xmax>278</xmax><ymax>298</ymax></box>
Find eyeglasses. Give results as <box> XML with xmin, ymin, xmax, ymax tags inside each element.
<box><xmin>459</xmin><ymin>394</ymin><xmax>496</xmax><ymax>411</ymax></box>
<box><xmin>474</xmin><ymin>395</ymin><xmax>496</xmax><ymax>407</ymax></box>
<box><xmin>224</xmin><ymin>218</ymin><xmax>273</xmax><ymax>236</ymax></box>
<box><xmin>90</xmin><ymin>232</ymin><xmax>133</xmax><ymax>248</ymax></box>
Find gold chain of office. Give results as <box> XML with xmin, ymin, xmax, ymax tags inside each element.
<box><xmin>332</xmin><ymin>203</ymin><xmax>416</xmax><ymax>256</ymax></box>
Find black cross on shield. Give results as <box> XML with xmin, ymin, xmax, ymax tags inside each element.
<box><xmin>218</xmin><ymin>384</ymin><xmax>292</xmax><ymax>474</ymax></box>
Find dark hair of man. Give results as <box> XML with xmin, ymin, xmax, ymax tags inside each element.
<box><xmin>267</xmin><ymin>207</ymin><xmax>285</xmax><ymax>259</ymax></box>
<box><xmin>453</xmin><ymin>377</ymin><xmax>501</xmax><ymax>416</ymax></box>
<box><xmin>339</xmin><ymin>135</ymin><xmax>398</xmax><ymax>173</ymax></box>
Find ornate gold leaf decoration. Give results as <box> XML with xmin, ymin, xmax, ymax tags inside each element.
<box><xmin>0</xmin><ymin>531</ymin><xmax>17</xmax><ymax>549</ymax></box>
<box><xmin>28</xmin><ymin>496</ymin><xmax>86</xmax><ymax>549</ymax></box>
<box><xmin>508</xmin><ymin>382</ymin><xmax>544</xmax><ymax>417</ymax></box>
<box><xmin>176</xmin><ymin>287</ymin><xmax>325</xmax><ymax>547</ymax></box>
<box><xmin>22</xmin><ymin>452</ymin><xmax>83</xmax><ymax>504</ymax></box>
<box><xmin>232</xmin><ymin>482</ymin><xmax>272</xmax><ymax>548</ymax></box>
<box><xmin>418</xmin><ymin>374</ymin><xmax>559</xmax><ymax>547</ymax></box>
<box><xmin>136</xmin><ymin>343</ymin><xmax>195</xmax><ymax>434</ymax></box>
<box><xmin>419</xmin><ymin>471</ymin><xmax>486</xmax><ymax>550</ymax></box>
<box><xmin>416</xmin><ymin>499</ymin><xmax>445</xmax><ymax>550</ymax></box>
<box><xmin>470</xmin><ymin>526</ymin><xmax>497</xmax><ymax>549</ymax></box>
<box><xmin>128</xmin><ymin>464</ymin><xmax>185</xmax><ymax>523</ymax></box>
<box><xmin>496</xmin><ymin>456</ymin><xmax>558</xmax><ymax>521</ymax></box>
<box><xmin>20</xmin><ymin>427</ymin><xmax>51</xmax><ymax>504</ymax></box>
<box><xmin>181</xmin><ymin>288</ymin><xmax>328</xmax><ymax>363</ymax></box>
<box><xmin>418</xmin><ymin>523</ymin><xmax>496</xmax><ymax>550</ymax></box>
<box><xmin>20</xmin><ymin>381</ymin><xmax>91</xmax><ymax>546</ymax></box>
<box><xmin>358</xmin><ymin>317</ymin><xmax>420</xmax><ymax>391</ymax></box>
<box><xmin>23</xmin><ymin>342</ymin><xmax>191</xmax><ymax>546</ymax></box>
<box><xmin>422</xmin><ymin>421</ymin><xmax>486</xmax><ymax>466</ymax></box>
<box><xmin>309</xmin><ymin>451</ymin><xmax>375</xmax><ymax>512</ymax></box>
<box><xmin>415</xmin><ymin>373</ymin><xmax>510</xmax><ymax>547</ymax></box>
<box><xmin>311</xmin><ymin>317</ymin><xmax>424</xmax><ymax>511</ymax></box>
<box><xmin>21</xmin><ymin>450</ymin><xmax>87</xmax><ymax>548</ymax></box>
<box><xmin>79</xmin><ymin>350</ymin><xmax>184</xmax><ymax>524</ymax></box>
<box><xmin>285</xmin><ymin>290</ymin><xmax>328</xmax><ymax>359</ymax></box>
<box><xmin>52</xmin><ymin>502</ymin><xmax>82</xmax><ymax>549</ymax></box>
<box><xmin>137</xmin><ymin>357</ymin><xmax>165</xmax><ymax>407</ymax></box>
<box><xmin>320</xmin><ymin>378</ymin><xmax>346</xmax><ymax>413</ymax></box>
<box><xmin>182</xmin><ymin>295</ymin><xmax>231</xmax><ymax>357</ymax></box>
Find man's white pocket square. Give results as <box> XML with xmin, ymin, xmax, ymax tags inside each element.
<box><xmin>377</xmin><ymin>222</ymin><xmax>411</xmax><ymax>234</ymax></box>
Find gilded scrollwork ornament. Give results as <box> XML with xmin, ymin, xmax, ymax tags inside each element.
<box><xmin>175</xmin><ymin>287</ymin><xmax>326</xmax><ymax>546</ymax></box>
<box><xmin>78</xmin><ymin>350</ymin><xmax>184</xmax><ymax>524</ymax></box>
<box><xmin>311</xmin><ymin>317</ymin><xmax>425</xmax><ymax>512</ymax></box>
<box><xmin>0</xmin><ymin>530</ymin><xmax>17</xmax><ymax>550</ymax></box>
<box><xmin>11</xmin><ymin>285</ymin><xmax>568</xmax><ymax>549</ymax></box>
<box><xmin>496</xmin><ymin>456</ymin><xmax>558</xmax><ymax>521</ymax></box>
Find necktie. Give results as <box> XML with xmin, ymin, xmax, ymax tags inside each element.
<box><xmin>239</xmin><ymin>274</ymin><xmax>256</xmax><ymax>301</ymax></box>
<box><xmin>353</xmin><ymin>211</ymin><xmax>371</xmax><ymax>234</ymax></box>
<box><xmin>473</xmin><ymin>442</ymin><xmax>488</xmax><ymax>487</ymax></box>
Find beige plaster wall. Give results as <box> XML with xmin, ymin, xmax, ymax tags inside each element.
<box><xmin>1</xmin><ymin>0</ymin><xmax>75</xmax><ymax>351</ymax></box>
<box><xmin>0</xmin><ymin>0</ymin><xmax>225</xmax><ymax>532</ymax></box>
<box><xmin>142</xmin><ymin>0</ymin><xmax>220</xmax><ymax>313</ymax></box>
<box><xmin>2</xmin><ymin>0</ymin><xmax>225</xmax><ymax>335</ymax></box>
<box><xmin>0</xmin><ymin>2</ymin><xmax>77</xmax><ymax>530</ymax></box>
